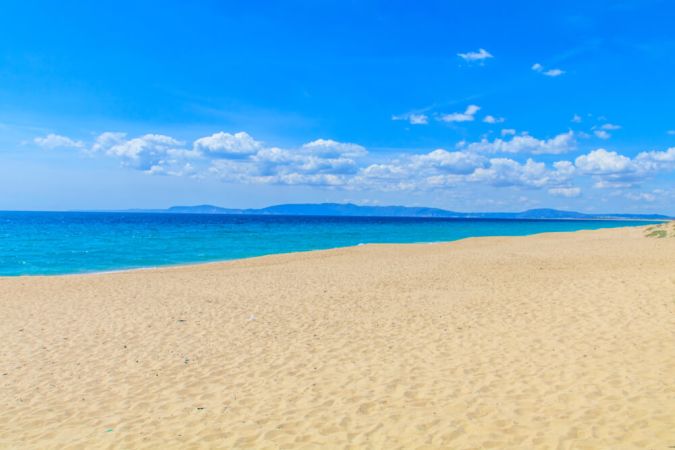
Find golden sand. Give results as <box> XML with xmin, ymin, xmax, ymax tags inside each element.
<box><xmin>1</xmin><ymin>225</ymin><xmax>674</xmax><ymax>449</ymax></box>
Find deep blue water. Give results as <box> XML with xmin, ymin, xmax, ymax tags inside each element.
<box><xmin>0</xmin><ymin>211</ymin><xmax>659</xmax><ymax>276</ymax></box>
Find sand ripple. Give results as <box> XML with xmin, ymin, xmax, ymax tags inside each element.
<box><xmin>1</xmin><ymin>226</ymin><xmax>674</xmax><ymax>448</ymax></box>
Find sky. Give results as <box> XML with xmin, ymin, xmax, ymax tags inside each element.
<box><xmin>1</xmin><ymin>0</ymin><xmax>675</xmax><ymax>213</ymax></box>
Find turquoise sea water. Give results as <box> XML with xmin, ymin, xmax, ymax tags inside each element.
<box><xmin>0</xmin><ymin>211</ymin><xmax>659</xmax><ymax>276</ymax></box>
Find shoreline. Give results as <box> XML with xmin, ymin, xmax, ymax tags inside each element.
<box><xmin>2</xmin><ymin>224</ymin><xmax>674</xmax><ymax>448</ymax></box>
<box><xmin>1</xmin><ymin>222</ymin><xmax>656</xmax><ymax>279</ymax></box>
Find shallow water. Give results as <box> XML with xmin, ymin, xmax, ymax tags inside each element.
<box><xmin>0</xmin><ymin>211</ymin><xmax>659</xmax><ymax>276</ymax></box>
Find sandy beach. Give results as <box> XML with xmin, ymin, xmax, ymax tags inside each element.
<box><xmin>1</xmin><ymin>225</ymin><xmax>674</xmax><ymax>449</ymax></box>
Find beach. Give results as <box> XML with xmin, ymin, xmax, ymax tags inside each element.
<box><xmin>1</xmin><ymin>225</ymin><xmax>674</xmax><ymax>449</ymax></box>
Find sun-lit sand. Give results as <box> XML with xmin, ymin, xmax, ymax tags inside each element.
<box><xmin>1</xmin><ymin>225</ymin><xmax>674</xmax><ymax>449</ymax></box>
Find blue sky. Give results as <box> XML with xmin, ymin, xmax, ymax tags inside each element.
<box><xmin>2</xmin><ymin>0</ymin><xmax>675</xmax><ymax>213</ymax></box>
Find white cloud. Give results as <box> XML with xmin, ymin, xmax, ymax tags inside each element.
<box><xmin>625</xmin><ymin>192</ymin><xmax>656</xmax><ymax>202</ymax></box>
<box><xmin>147</xmin><ymin>162</ymin><xmax>197</xmax><ymax>177</ymax></box>
<box><xmin>571</xmin><ymin>147</ymin><xmax>675</xmax><ymax>189</ymax></box>
<box><xmin>593</xmin><ymin>180</ymin><xmax>634</xmax><ymax>189</ymax></box>
<box><xmin>409</xmin><ymin>114</ymin><xmax>429</xmax><ymax>125</ymax></box>
<box><xmin>91</xmin><ymin>132</ymin><xmax>126</xmax><ymax>153</ymax></box>
<box><xmin>32</xmin><ymin>129</ymin><xmax>675</xmax><ymax>197</ymax></box>
<box><xmin>34</xmin><ymin>133</ymin><xmax>84</xmax><ymax>149</ymax></box>
<box><xmin>574</xmin><ymin>147</ymin><xmax>675</xmax><ymax>189</ymax></box>
<box><xmin>355</xmin><ymin>150</ymin><xmax>573</xmax><ymax>192</ymax></box>
<box><xmin>208</xmin><ymin>156</ymin><xmax>349</xmax><ymax>187</ymax></box>
<box><xmin>466</xmin><ymin>105</ymin><xmax>481</xmax><ymax>115</ymax></box>
<box><xmin>548</xmin><ymin>187</ymin><xmax>582</xmax><ymax>197</ymax></box>
<box><xmin>667</xmin><ymin>130</ymin><xmax>675</xmax><ymax>135</ymax></box>
<box><xmin>543</xmin><ymin>68</ymin><xmax>565</xmax><ymax>77</ymax></box>
<box><xmin>356</xmin><ymin>162</ymin><xmax>418</xmax><ymax>191</ymax></box>
<box><xmin>571</xmin><ymin>114</ymin><xmax>582</xmax><ymax>123</ymax></box>
<box><xmin>601</xmin><ymin>123</ymin><xmax>621</xmax><ymax>130</ymax></box>
<box><xmin>439</xmin><ymin>105</ymin><xmax>480</xmax><ymax>123</ymax></box>
<box><xmin>208</xmin><ymin>138</ymin><xmax>368</xmax><ymax>187</ymax></box>
<box><xmin>193</xmin><ymin>131</ymin><xmax>262</xmax><ymax>158</ymax></box>
<box><xmin>553</xmin><ymin>160</ymin><xmax>576</xmax><ymax>177</ymax></box>
<box><xmin>468</xmin><ymin>157</ymin><xmax>573</xmax><ymax>188</ymax></box>
<box><xmin>636</xmin><ymin>147</ymin><xmax>675</xmax><ymax>163</ymax></box>
<box><xmin>392</xmin><ymin>113</ymin><xmax>429</xmax><ymax>125</ymax></box>
<box><xmin>575</xmin><ymin>149</ymin><xmax>633</xmax><ymax>175</ymax></box>
<box><xmin>458</xmin><ymin>48</ymin><xmax>493</xmax><ymax>62</ymax></box>
<box><xmin>351</xmin><ymin>149</ymin><xmax>488</xmax><ymax>191</ymax></box>
<box><xmin>302</xmin><ymin>139</ymin><xmax>367</xmax><ymax>158</ymax></box>
<box><xmin>410</xmin><ymin>149</ymin><xmax>486</xmax><ymax>175</ymax></box>
<box><xmin>634</xmin><ymin>147</ymin><xmax>675</xmax><ymax>174</ymax></box>
<box><xmin>459</xmin><ymin>131</ymin><xmax>576</xmax><ymax>154</ymax></box>
<box><xmin>532</xmin><ymin>63</ymin><xmax>564</xmax><ymax>77</ymax></box>
<box><xmin>501</xmin><ymin>128</ymin><xmax>516</xmax><ymax>136</ymax></box>
<box><xmin>104</xmin><ymin>134</ymin><xmax>193</xmax><ymax>171</ymax></box>
<box><xmin>483</xmin><ymin>115</ymin><xmax>505</xmax><ymax>124</ymax></box>
<box><xmin>594</xmin><ymin>130</ymin><xmax>611</xmax><ymax>140</ymax></box>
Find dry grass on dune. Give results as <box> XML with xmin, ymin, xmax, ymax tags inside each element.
<box><xmin>644</xmin><ymin>220</ymin><xmax>675</xmax><ymax>238</ymax></box>
<box><xmin>1</xmin><ymin>225</ymin><xmax>675</xmax><ymax>449</ymax></box>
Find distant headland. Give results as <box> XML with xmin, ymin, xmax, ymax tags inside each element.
<box><xmin>119</xmin><ymin>203</ymin><xmax>672</xmax><ymax>221</ymax></box>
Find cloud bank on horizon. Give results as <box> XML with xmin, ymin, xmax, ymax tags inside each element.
<box><xmin>2</xmin><ymin>0</ymin><xmax>675</xmax><ymax>212</ymax></box>
<box><xmin>33</xmin><ymin>128</ymin><xmax>675</xmax><ymax>203</ymax></box>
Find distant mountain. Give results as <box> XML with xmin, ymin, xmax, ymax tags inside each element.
<box><xmin>259</xmin><ymin>203</ymin><xmax>464</xmax><ymax>217</ymax></box>
<box><xmin>126</xmin><ymin>203</ymin><xmax>672</xmax><ymax>221</ymax></box>
<box><xmin>168</xmin><ymin>205</ymin><xmax>242</xmax><ymax>214</ymax></box>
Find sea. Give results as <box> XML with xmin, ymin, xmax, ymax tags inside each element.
<box><xmin>0</xmin><ymin>211</ymin><xmax>661</xmax><ymax>276</ymax></box>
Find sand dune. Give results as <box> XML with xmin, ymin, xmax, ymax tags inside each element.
<box><xmin>645</xmin><ymin>221</ymin><xmax>675</xmax><ymax>238</ymax></box>
<box><xmin>1</xmin><ymin>225</ymin><xmax>674</xmax><ymax>449</ymax></box>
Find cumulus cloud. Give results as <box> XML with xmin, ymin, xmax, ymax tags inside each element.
<box><xmin>32</xmin><ymin>129</ymin><xmax>675</xmax><ymax>198</ymax></box>
<box><xmin>594</xmin><ymin>130</ymin><xmax>611</xmax><ymax>140</ymax></box>
<box><xmin>571</xmin><ymin>114</ymin><xmax>582</xmax><ymax>123</ymax></box>
<box><xmin>302</xmin><ymin>139</ymin><xmax>367</xmax><ymax>158</ymax></box>
<box><xmin>355</xmin><ymin>162</ymin><xmax>418</xmax><ymax>191</ymax></box>
<box><xmin>483</xmin><ymin>115</ymin><xmax>505</xmax><ymax>124</ymax></box>
<box><xmin>458</xmin><ymin>48</ymin><xmax>493</xmax><ymax>62</ymax></box>
<box><xmin>208</xmin><ymin>138</ymin><xmax>368</xmax><ymax>187</ymax></box>
<box><xmin>467</xmin><ymin>158</ymin><xmax>573</xmax><ymax>189</ymax></box>
<box><xmin>634</xmin><ymin>147</ymin><xmax>675</xmax><ymax>172</ymax></box>
<box><xmin>459</xmin><ymin>131</ymin><xmax>576</xmax><ymax>154</ymax></box>
<box><xmin>193</xmin><ymin>131</ymin><xmax>262</xmax><ymax>158</ymax></box>
<box><xmin>34</xmin><ymin>133</ymin><xmax>84</xmax><ymax>149</ymax></box>
<box><xmin>439</xmin><ymin>105</ymin><xmax>480</xmax><ymax>123</ymax></box>
<box><xmin>103</xmin><ymin>134</ymin><xmax>195</xmax><ymax>171</ymax></box>
<box><xmin>91</xmin><ymin>132</ymin><xmax>126</xmax><ymax>153</ymax></box>
<box><xmin>574</xmin><ymin>147</ymin><xmax>675</xmax><ymax>188</ymax></box>
<box><xmin>575</xmin><ymin>149</ymin><xmax>632</xmax><ymax>175</ymax></box>
<box><xmin>355</xmin><ymin>150</ymin><xmax>573</xmax><ymax>192</ymax></box>
<box><xmin>601</xmin><ymin>123</ymin><xmax>621</xmax><ymax>130</ymax></box>
<box><xmin>211</xmin><ymin>149</ymin><xmax>354</xmax><ymax>186</ymax></box>
<box><xmin>410</xmin><ymin>149</ymin><xmax>486</xmax><ymax>175</ymax></box>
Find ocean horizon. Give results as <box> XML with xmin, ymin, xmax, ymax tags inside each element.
<box><xmin>0</xmin><ymin>211</ymin><xmax>661</xmax><ymax>276</ymax></box>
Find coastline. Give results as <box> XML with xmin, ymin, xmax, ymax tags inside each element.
<box><xmin>1</xmin><ymin>222</ymin><xmax>658</xmax><ymax>278</ymax></box>
<box><xmin>1</xmin><ymin>224</ymin><xmax>674</xmax><ymax>448</ymax></box>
